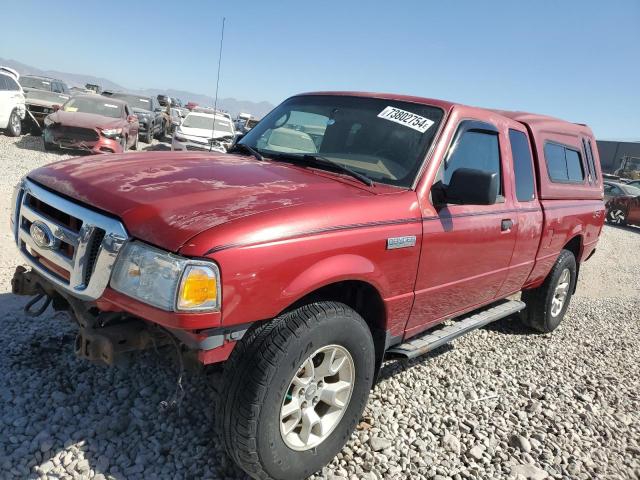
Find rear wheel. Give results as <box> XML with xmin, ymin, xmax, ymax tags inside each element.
<box><xmin>7</xmin><ymin>110</ymin><xmax>21</xmax><ymax>137</ymax></box>
<box><xmin>521</xmin><ymin>249</ymin><xmax>576</xmax><ymax>333</ymax></box>
<box><xmin>606</xmin><ymin>207</ymin><xmax>627</xmax><ymax>225</ymax></box>
<box><xmin>217</xmin><ymin>301</ymin><xmax>375</xmax><ymax>480</ymax></box>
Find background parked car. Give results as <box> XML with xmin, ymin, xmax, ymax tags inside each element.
<box><xmin>19</xmin><ymin>75</ymin><xmax>70</xmax><ymax>95</ymax></box>
<box><xmin>43</xmin><ymin>94</ymin><xmax>139</xmax><ymax>154</ymax></box>
<box><xmin>171</xmin><ymin>110</ymin><xmax>235</xmax><ymax>152</ymax></box>
<box><xmin>22</xmin><ymin>89</ymin><xmax>71</xmax><ymax>133</ymax></box>
<box><xmin>0</xmin><ymin>66</ymin><xmax>26</xmax><ymax>136</ymax></box>
<box><xmin>603</xmin><ymin>180</ymin><xmax>640</xmax><ymax>226</ymax></box>
<box><xmin>103</xmin><ymin>92</ymin><xmax>163</xmax><ymax>143</ymax></box>
<box><xmin>626</xmin><ymin>179</ymin><xmax>640</xmax><ymax>188</ymax></box>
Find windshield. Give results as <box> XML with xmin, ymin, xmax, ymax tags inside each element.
<box><xmin>62</xmin><ymin>97</ymin><xmax>123</xmax><ymax>118</ymax></box>
<box><xmin>240</xmin><ymin>95</ymin><xmax>444</xmax><ymax>187</ymax></box>
<box><xmin>108</xmin><ymin>94</ymin><xmax>152</xmax><ymax>111</ymax></box>
<box><xmin>20</xmin><ymin>77</ymin><xmax>53</xmax><ymax>91</ymax></box>
<box><xmin>26</xmin><ymin>90</ymin><xmax>70</xmax><ymax>103</ymax></box>
<box><xmin>182</xmin><ymin>114</ymin><xmax>234</xmax><ymax>133</ymax></box>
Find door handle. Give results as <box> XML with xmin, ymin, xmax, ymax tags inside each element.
<box><xmin>501</xmin><ymin>219</ymin><xmax>514</xmax><ymax>231</ymax></box>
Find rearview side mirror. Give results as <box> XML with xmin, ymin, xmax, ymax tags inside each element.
<box><xmin>441</xmin><ymin>168</ymin><xmax>498</xmax><ymax>205</ymax></box>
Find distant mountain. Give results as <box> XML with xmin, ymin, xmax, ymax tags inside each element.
<box><xmin>0</xmin><ymin>57</ymin><xmax>274</xmax><ymax>118</ymax></box>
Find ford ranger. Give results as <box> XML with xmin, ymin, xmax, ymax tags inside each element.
<box><xmin>10</xmin><ymin>92</ymin><xmax>604</xmax><ymax>480</ymax></box>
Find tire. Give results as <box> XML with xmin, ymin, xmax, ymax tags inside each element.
<box><xmin>7</xmin><ymin>110</ymin><xmax>22</xmax><ymax>137</ymax></box>
<box><xmin>606</xmin><ymin>207</ymin><xmax>627</xmax><ymax>226</ymax></box>
<box><xmin>217</xmin><ymin>301</ymin><xmax>375</xmax><ymax>480</ymax></box>
<box><xmin>521</xmin><ymin>249</ymin><xmax>577</xmax><ymax>333</ymax></box>
<box><xmin>43</xmin><ymin>140</ymin><xmax>58</xmax><ymax>151</ymax></box>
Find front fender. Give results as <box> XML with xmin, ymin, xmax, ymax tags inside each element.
<box><xmin>283</xmin><ymin>254</ymin><xmax>387</xmax><ymax>302</ymax></box>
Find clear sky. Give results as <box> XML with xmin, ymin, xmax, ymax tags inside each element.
<box><xmin>2</xmin><ymin>0</ymin><xmax>639</xmax><ymax>139</ymax></box>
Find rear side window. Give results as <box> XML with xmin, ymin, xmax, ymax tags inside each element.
<box><xmin>583</xmin><ymin>139</ymin><xmax>598</xmax><ymax>182</ymax></box>
<box><xmin>508</xmin><ymin>129</ymin><xmax>536</xmax><ymax>202</ymax></box>
<box><xmin>544</xmin><ymin>142</ymin><xmax>585</xmax><ymax>183</ymax></box>
<box><xmin>0</xmin><ymin>74</ymin><xmax>7</xmax><ymax>91</ymax></box>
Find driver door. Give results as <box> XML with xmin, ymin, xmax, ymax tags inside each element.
<box><xmin>406</xmin><ymin>115</ymin><xmax>518</xmax><ymax>336</ymax></box>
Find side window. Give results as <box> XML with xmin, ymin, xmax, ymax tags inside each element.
<box><xmin>544</xmin><ymin>142</ymin><xmax>585</xmax><ymax>183</ymax></box>
<box><xmin>442</xmin><ymin>125</ymin><xmax>501</xmax><ymax>197</ymax></box>
<box><xmin>0</xmin><ymin>75</ymin><xmax>7</xmax><ymax>91</ymax></box>
<box><xmin>6</xmin><ymin>77</ymin><xmax>20</xmax><ymax>91</ymax></box>
<box><xmin>508</xmin><ymin>129</ymin><xmax>536</xmax><ymax>202</ymax></box>
<box><xmin>586</xmin><ymin>139</ymin><xmax>597</xmax><ymax>180</ymax></box>
<box><xmin>565</xmin><ymin>148</ymin><xmax>584</xmax><ymax>182</ymax></box>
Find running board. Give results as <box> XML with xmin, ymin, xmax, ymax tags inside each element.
<box><xmin>387</xmin><ymin>299</ymin><xmax>526</xmax><ymax>359</ymax></box>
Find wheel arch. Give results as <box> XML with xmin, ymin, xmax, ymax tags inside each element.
<box><xmin>561</xmin><ymin>234</ymin><xmax>583</xmax><ymax>293</ymax></box>
<box><xmin>281</xmin><ymin>278</ymin><xmax>389</xmax><ymax>380</ymax></box>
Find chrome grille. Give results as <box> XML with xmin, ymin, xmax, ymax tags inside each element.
<box><xmin>13</xmin><ymin>179</ymin><xmax>128</xmax><ymax>300</ymax></box>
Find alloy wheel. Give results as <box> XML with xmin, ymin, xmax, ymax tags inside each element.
<box><xmin>280</xmin><ymin>344</ymin><xmax>355</xmax><ymax>451</ymax></box>
<box><xmin>550</xmin><ymin>268</ymin><xmax>570</xmax><ymax>317</ymax></box>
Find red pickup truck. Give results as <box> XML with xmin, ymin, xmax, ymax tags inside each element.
<box><xmin>11</xmin><ymin>92</ymin><xmax>604</xmax><ymax>480</ymax></box>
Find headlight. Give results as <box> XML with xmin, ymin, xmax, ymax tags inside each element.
<box><xmin>111</xmin><ymin>241</ymin><xmax>220</xmax><ymax>312</ymax></box>
<box><xmin>101</xmin><ymin>128</ymin><xmax>123</xmax><ymax>138</ymax></box>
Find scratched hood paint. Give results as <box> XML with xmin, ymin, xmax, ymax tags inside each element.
<box><xmin>27</xmin><ymin>151</ymin><xmax>374</xmax><ymax>251</ymax></box>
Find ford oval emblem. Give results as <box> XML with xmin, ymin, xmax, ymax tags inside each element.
<box><xmin>30</xmin><ymin>221</ymin><xmax>55</xmax><ymax>249</ymax></box>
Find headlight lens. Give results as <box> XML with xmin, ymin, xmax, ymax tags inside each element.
<box><xmin>101</xmin><ymin>128</ymin><xmax>123</xmax><ymax>138</ymax></box>
<box><xmin>111</xmin><ymin>241</ymin><xmax>220</xmax><ymax>312</ymax></box>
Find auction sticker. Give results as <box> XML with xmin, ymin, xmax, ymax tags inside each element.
<box><xmin>377</xmin><ymin>106</ymin><xmax>434</xmax><ymax>133</ymax></box>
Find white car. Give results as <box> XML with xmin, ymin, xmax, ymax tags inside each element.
<box><xmin>0</xmin><ymin>67</ymin><xmax>26</xmax><ymax>137</ymax></box>
<box><xmin>171</xmin><ymin>111</ymin><xmax>235</xmax><ymax>153</ymax></box>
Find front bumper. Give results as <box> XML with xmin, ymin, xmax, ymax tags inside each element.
<box><xmin>11</xmin><ymin>178</ymin><xmax>234</xmax><ymax>365</ymax></box>
<box><xmin>172</xmin><ymin>137</ymin><xmax>227</xmax><ymax>153</ymax></box>
<box><xmin>44</xmin><ymin>127</ymin><xmax>124</xmax><ymax>154</ymax></box>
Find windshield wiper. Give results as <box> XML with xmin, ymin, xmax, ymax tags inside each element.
<box><xmin>268</xmin><ymin>152</ymin><xmax>373</xmax><ymax>186</ymax></box>
<box><xmin>228</xmin><ymin>143</ymin><xmax>263</xmax><ymax>161</ymax></box>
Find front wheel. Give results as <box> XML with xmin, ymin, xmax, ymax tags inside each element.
<box><xmin>606</xmin><ymin>207</ymin><xmax>627</xmax><ymax>225</ymax></box>
<box><xmin>521</xmin><ymin>249</ymin><xmax>576</xmax><ymax>333</ymax></box>
<box><xmin>217</xmin><ymin>302</ymin><xmax>375</xmax><ymax>480</ymax></box>
<box><xmin>7</xmin><ymin>110</ymin><xmax>22</xmax><ymax>137</ymax></box>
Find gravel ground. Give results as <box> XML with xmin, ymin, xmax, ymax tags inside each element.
<box><xmin>0</xmin><ymin>134</ymin><xmax>638</xmax><ymax>480</ymax></box>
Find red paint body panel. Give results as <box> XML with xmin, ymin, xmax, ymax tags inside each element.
<box><xmin>25</xmin><ymin>92</ymin><xmax>605</xmax><ymax>364</ymax></box>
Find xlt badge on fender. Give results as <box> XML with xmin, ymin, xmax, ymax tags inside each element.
<box><xmin>386</xmin><ymin>236</ymin><xmax>416</xmax><ymax>250</ymax></box>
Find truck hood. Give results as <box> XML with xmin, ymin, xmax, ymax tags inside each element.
<box><xmin>27</xmin><ymin>151</ymin><xmax>375</xmax><ymax>252</ymax></box>
<box><xmin>48</xmin><ymin>110</ymin><xmax>124</xmax><ymax>129</ymax></box>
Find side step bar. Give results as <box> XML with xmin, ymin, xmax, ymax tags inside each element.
<box><xmin>387</xmin><ymin>299</ymin><xmax>526</xmax><ymax>359</ymax></box>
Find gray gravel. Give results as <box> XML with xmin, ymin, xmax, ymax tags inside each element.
<box><xmin>1</xmin><ymin>134</ymin><xmax>639</xmax><ymax>480</ymax></box>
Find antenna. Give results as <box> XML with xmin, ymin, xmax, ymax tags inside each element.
<box><xmin>210</xmin><ymin>17</ymin><xmax>226</xmax><ymax>152</ymax></box>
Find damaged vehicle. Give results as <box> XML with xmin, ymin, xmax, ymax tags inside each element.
<box><xmin>20</xmin><ymin>75</ymin><xmax>71</xmax><ymax>95</ymax></box>
<box><xmin>22</xmin><ymin>89</ymin><xmax>71</xmax><ymax>133</ymax></box>
<box><xmin>11</xmin><ymin>92</ymin><xmax>604</xmax><ymax>480</ymax></box>
<box><xmin>171</xmin><ymin>110</ymin><xmax>235</xmax><ymax>152</ymax></box>
<box><xmin>103</xmin><ymin>92</ymin><xmax>163</xmax><ymax>143</ymax></box>
<box><xmin>604</xmin><ymin>180</ymin><xmax>640</xmax><ymax>226</ymax></box>
<box><xmin>43</xmin><ymin>94</ymin><xmax>139</xmax><ymax>153</ymax></box>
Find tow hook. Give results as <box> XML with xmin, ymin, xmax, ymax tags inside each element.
<box><xmin>11</xmin><ymin>266</ymin><xmax>53</xmax><ymax>317</ymax></box>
